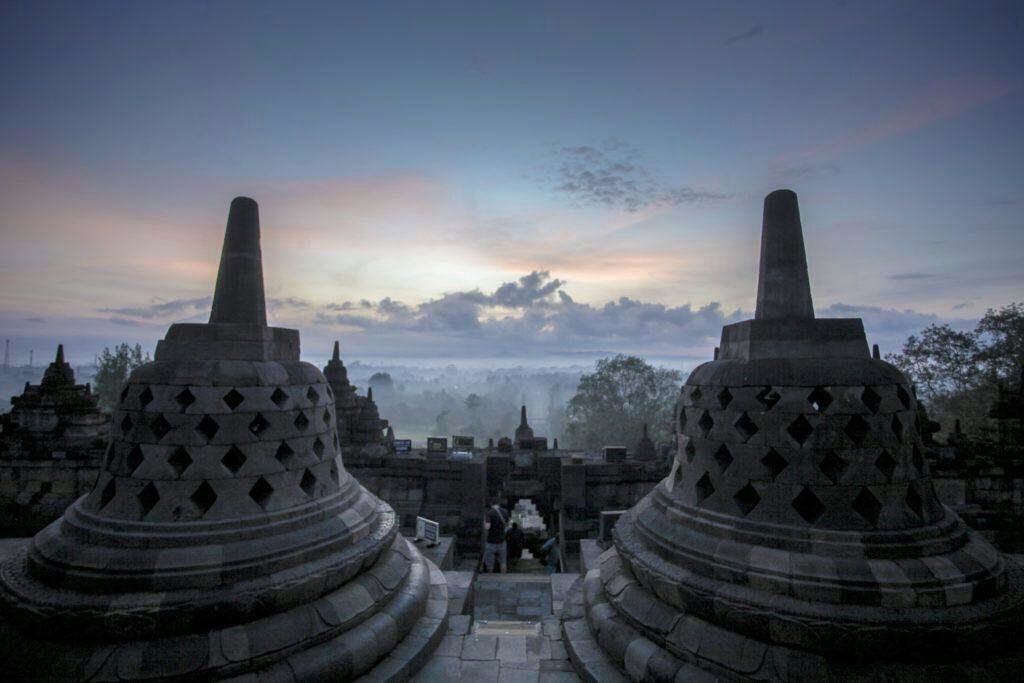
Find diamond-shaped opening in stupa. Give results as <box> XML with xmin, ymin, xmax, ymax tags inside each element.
<box><xmin>223</xmin><ymin>389</ymin><xmax>245</xmax><ymax>411</ymax></box>
<box><xmin>175</xmin><ymin>387</ymin><xmax>196</xmax><ymax>411</ymax></box>
<box><xmin>819</xmin><ymin>449</ymin><xmax>849</xmax><ymax>484</ymax></box>
<box><xmin>734</xmin><ymin>482</ymin><xmax>761</xmax><ymax>516</ymax></box>
<box><xmin>792</xmin><ymin>486</ymin><xmax>826</xmax><ymax>524</ymax></box>
<box><xmin>852</xmin><ymin>487</ymin><xmax>882</xmax><ymax>527</ymax></box>
<box><xmin>761</xmin><ymin>448</ymin><xmax>788</xmax><ymax>480</ymax></box>
<box><xmin>190</xmin><ymin>481</ymin><xmax>217</xmax><ymax>515</ymax></box>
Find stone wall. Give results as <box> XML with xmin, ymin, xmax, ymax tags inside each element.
<box><xmin>930</xmin><ymin>452</ymin><xmax>1024</xmax><ymax>552</ymax></box>
<box><xmin>0</xmin><ymin>457</ymin><xmax>99</xmax><ymax>535</ymax></box>
<box><xmin>562</xmin><ymin>459</ymin><xmax>668</xmax><ymax>545</ymax></box>
<box><xmin>345</xmin><ymin>448</ymin><xmax>669</xmax><ymax>556</ymax></box>
<box><xmin>344</xmin><ymin>450</ymin><xmax>487</xmax><ymax>556</ymax></box>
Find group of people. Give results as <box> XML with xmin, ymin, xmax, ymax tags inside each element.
<box><xmin>482</xmin><ymin>497</ymin><xmax>560</xmax><ymax>574</ymax></box>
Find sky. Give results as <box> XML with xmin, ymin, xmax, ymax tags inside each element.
<box><xmin>1</xmin><ymin>1</ymin><xmax>1022</xmax><ymax>368</ymax></box>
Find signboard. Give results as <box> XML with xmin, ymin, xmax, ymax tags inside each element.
<box><xmin>426</xmin><ymin>437</ymin><xmax>448</xmax><ymax>453</ymax></box>
<box><xmin>415</xmin><ymin>516</ymin><xmax>440</xmax><ymax>545</ymax></box>
<box><xmin>393</xmin><ymin>439</ymin><xmax>412</xmax><ymax>453</ymax></box>
<box><xmin>452</xmin><ymin>435</ymin><xmax>474</xmax><ymax>450</ymax></box>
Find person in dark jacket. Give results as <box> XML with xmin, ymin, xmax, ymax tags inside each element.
<box><xmin>482</xmin><ymin>497</ymin><xmax>509</xmax><ymax>573</ymax></box>
<box><xmin>506</xmin><ymin>522</ymin><xmax>525</xmax><ymax>570</ymax></box>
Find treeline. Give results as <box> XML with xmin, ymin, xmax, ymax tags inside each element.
<box><xmin>886</xmin><ymin>302</ymin><xmax>1023</xmax><ymax>440</ymax></box>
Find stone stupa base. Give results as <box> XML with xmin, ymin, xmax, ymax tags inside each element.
<box><xmin>563</xmin><ymin>546</ymin><xmax>1024</xmax><ymax>682</ymax></box>
<box><xmin>0</xmin><ymin>510</ymin><xmax>448</xmax><ymax>682</ymax></box>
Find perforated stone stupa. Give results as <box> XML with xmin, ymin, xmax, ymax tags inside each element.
<box><xmin>0</xmin><ymin>198</ymin><xmax>448</xmax><ymax>680</ymax></box>
<box><xmin>563</xmin><ymin>190</ymin><xmax>1024</xmax><ymax>680</ymax></box>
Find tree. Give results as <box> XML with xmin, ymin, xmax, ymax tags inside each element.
<box><xmin>367</xmin><ymin>372</ymin><xmax>395</xmax><ymax>400</ymax></box>
<box><xmin>885</xmin><ymin>325</ymin><xmax>980</xmax><ymax>399</ymax></box>
<box><xmin>886</xmin><ymin>302</ymin><xmax>1024</xmax><ymax>438</ymax></box>
<box><xmin>976</xmin><ymin>302</ymin><xmax>1024</xmax><ymax>382</ymax></box>
<box><xmin>93</xmin><ymin>343</ymin><xmax>150</xmax><ymax>412</ymax></box>
<box><xmin>565</xmin><ymin>355</ymin><xmax>682</xmax><ymax>452</ymax></box>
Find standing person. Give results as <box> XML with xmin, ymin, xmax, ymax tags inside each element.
<box><xmin>506</xmin><ymin>522</ymin><xmax>524</xmax><ymax>571</ymax></box>
<box><xmin>482</xmin><ymin>497</ymin><xmax>509</xmax><ymax>573</ymax></box>
<box><xmin>541</xmin><ymin>532</ymin><xmax>560</xmax><ymax>574</ymax></box>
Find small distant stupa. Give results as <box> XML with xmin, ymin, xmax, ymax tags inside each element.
<box><xmin>514</xmin><ymin>404</ymin><xmax>534</xmax><ymax>447</ymax></box>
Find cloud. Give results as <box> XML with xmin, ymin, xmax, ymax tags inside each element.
<box><xmin>725</xmin><ymin>24</ymin><xmax>764</xmax><ymax>45</ymax></box>
<box><xmin>312</xmin><ymin>270</ymin><xmax>744</xmax><ymax>358</ymax></box>
<box><xmin>325</xmin><ymin>301</ymin><xmax>357</xmax><ymax>312</ymax></box>
<box><xmin>24</xmin><ymin>317</ymin><xmax>45</xmax><ymax>323</ymax></box>
<box><xmin>782</xmin><ymin>77</ymin><xmax>1018</xmax><ymax>163</ymax></box>
<box><xmin>491</xmin><ymin>271</ymin><xmax>565</xmax><ymax>307</ymax></box>
<box><xmin>98</xmin><ymin>296</ymin><xmax>211</xmax><ymax>320</ymax></box>
<box><xmin>268</xmin><ymin>296</ymin><xmax>313</xmax><ymax>311</ymax></box>
<box><xmin>551</xmin><ymin>141</ymin><xmax>730</xmax><ymax>212</ymax></box>
<box><xmin>303</xmin><ymin>285</ymin><xmax>980</xmax><ymax>363</ymax></box>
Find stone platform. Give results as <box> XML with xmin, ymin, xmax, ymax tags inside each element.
<box><xmin>475</xmin><ymin>574</ymin><xmax>553</xmax><ymax>621</ymax></box>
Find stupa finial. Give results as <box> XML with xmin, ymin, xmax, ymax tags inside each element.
<box><xmin>332</xmin><ymin>340</ymin><xmax>340</xmax><ymax>362</ymax></box>
<box><xmin>755</xmin><ymin>189</ymin><xmax>814</xmax><ymax>320</ymax></box>
<box><xmin>55</xmin><ymin>344</ymin><xmax>64</xmax><ymax>364</ymax></box>
<box><xmin>209</xmin><ymin>196</ymin><xmax>267</xmax><ymax>326</ymax></box>
<box><xmin>520</xmin><ymin>405</ymin><xmax>528</xmax><ymax>426</ymax></box>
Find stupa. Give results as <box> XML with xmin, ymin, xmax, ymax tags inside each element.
<box><xmin>5</xmin><ymin>344</ymin><xmax>107</xmax><ymax>442</ymax></box>
<box><xmin>563</xmin><ymin>190</ymin><xmax>1024</xmax><ymax>680</ymax></box>
<box><xmin>0</xmin><ymin>198</ymin><xmax>448</xmax><ymax>680</ymax></box>
<box><xmin>323</xmin><ymin>342</ymin><xmax>388</xmax><ymax>453</ymax></box>
<box><xmin>350</xmin><ymin>387</ymin><xmax>388</xmax><ymax>450</ymax></box>
<box><xmin>635</xmin><ymin>423</ymin><xmax>656</xmax><ymax>461</ymax></box>
<box><xmin>514</xmin><ymin>405</ymin><xmax>534</xmax><ymax>448</ymax></box>
<box><xmin>0</xmin><ymin>344</ymin><xmax>107</xmax><ymax>534</ymax></box>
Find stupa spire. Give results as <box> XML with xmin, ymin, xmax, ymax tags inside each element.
<box><xmin>332</xmin><ymin>340</ymin><xmax>340</xmax><ymax>362</ymax></box>
<box><xmin>755</xmin><ymin>189</ymin><xmax>814</xmax><ymax>320</ymax></box>
<box><xmin>209</xmin><ymin>196</ymin><xmax>267</xmax><ymax>326</ymax></box>
<box><xmin>54</xmin><ymin>344</ymin><xmax>64</xmax><ymax>364</ymax></box>
<box><xmin>520</xmin><ymin>405</ymin><xmax>528</xmax><ymax>427</ymax></box>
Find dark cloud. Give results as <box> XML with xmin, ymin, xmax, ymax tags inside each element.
<box><xmin>24</xmin><ymin>317</ymin><xmax>45</xmax><ymax>323</ymax></box>
<box><xmin>325</xmin><ymin>301</ymin><xmax>357</xmax><ymax>311</ymax></box>
<box><xmin>314</xmin><ymin>271</ymin><xmax>742</xmax><ymax>356</ymax></box>
<box><xmin>491</xmin><ymin>271</ymin><xmax>564</xmax><ymax>307</ymax></box>
<box><xmin>268</xmin><ymin>296</ymin><xmax>312</xmax><ymax>310</ymax></box>
<box><xmin>99</xmin><ymin>296</ymin><xmax>211</xmax><ymax>320</ymax></box>
<box><xmin>308</xmin><ymin>278</ymin><xmax>975</xmax><ymax>362</ymax></box>
<box><xmin>552</xmin><ymin>141</ymin><xmax>730</xmax><ymax>212</ymax></box>
<box><xmin>726</xmin><ymin>24</ymin><xmax>765</xmax><ymax>45</ymax></box>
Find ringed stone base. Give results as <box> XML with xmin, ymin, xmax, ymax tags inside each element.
<box><xmin>0</xmin><ymin>534</ymin><xmax>447</xmax><ymax>681</ymax></box>
<box><xmin>562</xmin><ymin>547</ymin><xmax>1024</xmax><ymax>682</ymax></box>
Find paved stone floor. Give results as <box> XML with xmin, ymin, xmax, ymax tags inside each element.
<box><xmin>412</xmin><ymin>614</ymin><xmax>579</xmax><ymax>682</ymax></box>
<box><xmin>474</xmin><ymin>574</ymin><xmax>553</xmax><ymax>620</ymax></box>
